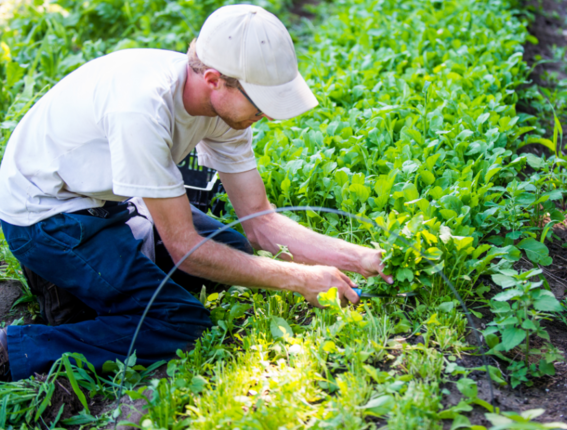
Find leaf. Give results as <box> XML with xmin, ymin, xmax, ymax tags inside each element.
<box><xmin>349</xmin><ymin>183</ymin><xmax>370</xmax><ymax>202</ymax></box>
<box><xmin>538</xmin><ymin>360</ymin><xmax>555</xmax><ymax>376</ymax></box>
<box><xmin>6</xmin><ymin>62</ymin><xmax>25</xmax><ymax>88</ymax></box>
<box><xmin>425</xmin><ymin>153</ymin><xmax>441</xmax><ymax>170</ymax></box>
<box><xmin>228</xmin><ymin>303</ymin><xmax>249</xmax><ymax>322</ymax></box>
<box><xmin>492</xmin><ymin>289</ymin><xmax>523</xmax><ymax>302</ymax></box>
<box><xmin>456</xmin><ymin>129</ymin><xmax>473</xmax><ymax>141</ymax></box>
<box><xmin>420</xmin><ymin>170</ymin><xmax>435</xmax><ymax>185</ymax></box>
<box><xmin>322</xmin><ymin>340</ymin><xmax>338</xmax><ymax>353</ymax></box>
<box><xmin>519</xmin><ymin>136</ymin><xmax>555</xmax><ymax>153</ymax></box>
<box><xmin>476</xmin><ymin>113</ymin><xmax>490</xmax><ymax>126</ymax></box>
<box><xmin>110</xmin><ymin>38</ymin><xmax>140</xmax><ymax>52</ymax></box>
<box><xmin>553</xmin><ymin>114</ymin><xmax>562</xmax><ymax>154</ymax></box>
<box><xmin>62</xmin><ymin>355</ymin><xmax>90</xmax><ymax>413</ymax></box>
<box><xmin>521</xmin><ymin>319</ymin><xmax>537</xmax><ymax>330</ymax></box>
<box><xmin>189</xmin><ymin>375</ymin><xmax>208</xmax><ymax>394</ymax></box>
<box><xmin>473</xmin><ymin>244</ymin><xmax>491</xmax><ymax>259</ymax></box>
<box><xmin>270</xmin><ymin>316</ymin><xmax>294</xmax><ymax>340</ymax></box>
<box><xmin>440</xmin><ymin>209</ymin><xmax>458</xmax><ymax>220</ymax></box>
<box><xmin>512</xmin><ymin>126</ymin><xmax>535</xmax><ymax>141</ymax></box>
<box><xmin>450</xmin><ymin>414</ymin><xmax>472</xmax><ymax>430</ymax></box>
<box><xmin>544</xmin><ymin>189</ymin><xmax>563</xmax><ymax>201</ymax></box>
<box><xmin>453</xmin><ymin>236</ymin><xmax>474</xmax><ymax>251</ymax></box>
<box><xmin>396</xmin><ymin>267</ymin><xmax>413</xmax><ymax>282</ymax></box>
<box><xmin>525</xmin><ymin>153</ymin><xmax>544</xmax><ymax>170</ymax></box>
<box><xmin>485</xmin><ymin>165</ymin><xmax>501</xmax><ymax>183</ymax></box>
<box><xmin>422</xmin><ymin>230</ymin><xmax>438</xmax><ymax>244</ymax></box>
<box><xmin>60</xmin><ymin>412</ymin><xmax>98</xmax><ymax>426</ymax></box>
<box><xmin>469</xmin><ymin>365</ymin><xmax>507</xmax><ymax>386</ymax></box>
<box><xmin>501</xmin><ymin>327</ymin><xmax>526</xmax><ymax>351</ymax></box>
<box><xmin>425</xmin><ymin>313</ymin><xmax>441</xmax><ymax>326</ymax></box>
<box><xmin>58</xmin><ymin>53</ymin><xmax>85</xmax><ymax>73</ymax></box>
<box><xmin>485</xmin><ymin>413</ymin><xmax>513</xmax><ymax>426</ymax></box>
<box><xmin>359</xmin><ymin>395</ymin><xmax>395</xmax><ymax>415</ymax></box>
<box><xmin>438</xmin><ymin>301</ymin><xmax>454</xmax><ymax>313</ymax></box>
<box><xmin>439</xmin><ymin>225</ymin><xmax>453</xmax><ymax>243</ymax></box>
<box><xmin>402</xmin><ymin>183</ymin><xmax>419</xmax><ymax>202</ymax></box>
<box><xmin>335</xmin><ymin>169</ymin><xmax>350</xmax><ymax>186</ymax></box>
<box><xmin>424</xmin><ymin>247</ymin><xmax>442</xmax><ymax>260</ymax></box>
<box><xmin>317</xmin><ymin>287</ymin><xmax>341</xmax><ymax>309</ymax></box>
<box><xmin>456</xmin><ymin>378</ymin><xmax>477</xmax><ymax>398</ymax></box>
<box><xmin>281</xmin><ymin>177</ymin><xmax>291</xmax><ymax>193</ymax></box>
<box><xmin>374</xmin><ymin>172</ymin><xmax>397</xmax><ymax>210</ymax></box>
<box><xmin>424</xmin><ymin>260</ymin><xmax>444</xmax><ymax>275</ymax></box>
<box><xmin>526</xmin><ymin>34</ymin><xmax>539</xmax><ymax>44</ymax></box>
<box><xmin>520</xmin><ymin>409</ymin><xmax>545</xmax><ymax>421</ymax></box>
<box><xmin>102</xmin><ymin>361</ymin><xmax>120</xmax><ymax>374</ymax></box>
<box><xmin>517</xmin><ymin>238</ymin><xmax>552</xmax><ymax>266</ymax></box>
<box><xmin>533</xmin><ymin>295</ymin><xmax>563</xmax><ymax>312</ymax></box>
<box><xmin>491</xmin><ymin>274</ymin><xmax>516</xmax><ymax>288</ymax></box>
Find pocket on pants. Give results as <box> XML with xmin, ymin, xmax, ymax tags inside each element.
<box><xmin>38</xmin><ymin>214</ymin><xmax>83</xmax><ymax>250</ymax></box>
<box><xmin>1</xmin><ymin>220</ymin><xmax>34</xmax><ymax>255</ymax></box>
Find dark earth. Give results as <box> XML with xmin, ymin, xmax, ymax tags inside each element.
<box><xmin>1</xmin><ymin>0</ymin><xmax>567</xmax><ymax>427</ymax></box>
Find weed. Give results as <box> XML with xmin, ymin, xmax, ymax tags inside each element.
<box><xmin>483</xmin><ymin>268</ymin><xmax>565</xmax><ymax>387</ymax></box>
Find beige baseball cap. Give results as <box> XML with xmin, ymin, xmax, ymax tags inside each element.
<box><xmin>196</xmin><ymin>4</ymin><xmax>318</xmax><ymax>120</ymax></box>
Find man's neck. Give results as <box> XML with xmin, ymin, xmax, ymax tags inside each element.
<box><xmin>182</xmin><ymin>66</ymin><xmax>216</xmax><ymax>117</ymax></box>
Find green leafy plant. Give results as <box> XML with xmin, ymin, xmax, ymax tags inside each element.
<box><xmin>483</xmin><ymin>268</ymin><xmax>565</xmax><ymax>387</ymax></box>
<box><xmin>485</xmin><ymin>408</ymin><xmax>567</xmax><ymax>430</ymax></box>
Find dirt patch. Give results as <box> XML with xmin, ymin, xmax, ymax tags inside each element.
<box><xmin>0</xmin><ymin>280</ymin><xmax>21</xmax><ymax>322</ymax></box>
<box><xmin>518</xmin><ymin>0</ymin><xmax>567</xmax><ymax>159</ymax></box>
<box><xmin>522</xmin><ymin>0</ymin><xmax>567</xmax><ymax>88</ymax></box>
<box><xmin>290</xmin><ymin>0</ymin><xmax>319</xmax><ymax>19</ymax></box>
<box><xmin>0</xmin><ymin>278</ymin><xmax>38</xmax><ymax>326</ymax></box>
<box><xmin>442</xmin><ymin>309</ymin><xmax>567</xmax><ymax>426</ymax></box>
<box><xmin>37</xmin><ymin>375</ymin><xmax>93</xmax><ymax>424</ymax></box>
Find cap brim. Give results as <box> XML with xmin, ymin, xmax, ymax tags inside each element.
<box><xmin>240</xmin><ymin>73</ymin><xmax>318</xmax><ymax>120</ymax></box>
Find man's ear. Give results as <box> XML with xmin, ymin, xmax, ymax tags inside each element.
<box><xmin>202</xmin><ymin>69</ymin><xmax>223</xmax><ymax>90</ymax></box>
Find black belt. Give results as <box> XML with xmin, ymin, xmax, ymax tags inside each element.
<box><xmin>70</xmin><ymin>201</ymin><xmax>129</xmax><ymax>219</ymax></box>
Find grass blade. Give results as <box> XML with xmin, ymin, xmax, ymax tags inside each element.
<box><xmin>62</xmin><ymin>355</ymin><xmax>90</xmax><ymax>413</ymax></box>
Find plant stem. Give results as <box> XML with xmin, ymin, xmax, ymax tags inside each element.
<box><xmin>524</xmin><ymin>302</ymin><xmax>530</xmax><ymax>369</ymax></box>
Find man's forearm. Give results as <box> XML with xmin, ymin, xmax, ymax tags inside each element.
<box><xmin>244</xmin><ymin>213</ymin><xmax>377</xmax><ymax>278</ymax></box>
<box><xmin>165</xmin><ymin>231</ymin><xmax>360</xmax><ymax>307</ymax></box>
<box><xmin>171</xmin><ymin>235</ymin><xmax>300</xmax><ymax>291</ymax></box>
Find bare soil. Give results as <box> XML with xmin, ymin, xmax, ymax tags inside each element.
<box><xmin>519</xmin><ymin>0</ymin><xmax>567</xmax><ymax>157</ymax></box>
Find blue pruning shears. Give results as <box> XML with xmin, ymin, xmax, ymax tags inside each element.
<box><xmin>353</xmin><ymin>288</ymin><xmax>417</xmax><ymax>299</ymax></box>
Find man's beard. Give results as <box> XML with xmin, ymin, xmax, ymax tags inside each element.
<box><xmin>210</xmin><ymin>102</ymin><xmax>252</xmax><ymax>130</ymax></box>
<box><xmin>219</xmin><ymin>116</ymin><xmax>251</xmax><ymax>130</ymax></box>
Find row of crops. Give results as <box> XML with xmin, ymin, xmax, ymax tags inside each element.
<box><xmin>0</xmin><ymin>0</ymin><xmax>566</xmax><ymax>428</ymax></box>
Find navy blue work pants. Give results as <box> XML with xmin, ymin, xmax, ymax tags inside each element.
<box><xmin>1</xmin><ymin>203</ymin><xmax>251</xmax><ymax>380</ymax></box>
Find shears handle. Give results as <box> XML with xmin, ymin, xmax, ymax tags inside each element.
<box><xmin>352</xmin><ymin>287</ymin><xmax>416</xmax><ymax>299</ymax></box>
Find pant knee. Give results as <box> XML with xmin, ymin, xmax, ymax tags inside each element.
<box><xmin>222</xmin><ymin>230</ymin><xmax>253</xmax><ymax>254</ymax></box>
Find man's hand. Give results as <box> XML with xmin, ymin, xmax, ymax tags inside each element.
<box><xmin>294</xmin><ymin>265</ymin><xmax>360</xmax><ymax>308</ymax></box>
<box><xmin>359</xmin><ymin>249</ymin><xmax>394</xmax><ymax>285</ymax></box>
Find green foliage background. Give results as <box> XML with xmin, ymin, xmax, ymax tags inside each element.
<box><xmin>0</xmin><ymin>0</ymin><xmax>566</xmax><ymax>428</ymax></box>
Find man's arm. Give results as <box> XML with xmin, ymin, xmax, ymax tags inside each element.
<box><xmin>219</xmin><ymin>169</ymin><xmax>393</xmax><ymax>283</ymax></box>
<box><xmin>143</xmin><ymin>194</ymin><xmax>360</xmax><ymax>307</ymax></box>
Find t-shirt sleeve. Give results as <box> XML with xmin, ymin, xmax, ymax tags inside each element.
<box><xmin>196</xmin><ymin>120</ymin><xmax>256</xmax><ymax>173</ymax></box>
<box><xmin>101</xmin><ymin>111</ymin><xmax>186</xmax><ymax>198</ymax></box>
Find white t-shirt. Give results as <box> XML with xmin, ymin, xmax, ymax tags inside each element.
<box><xmin>0</xmin><ymin>49</ymin><xmax>256</xmax><ymax>227</ymax></box>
